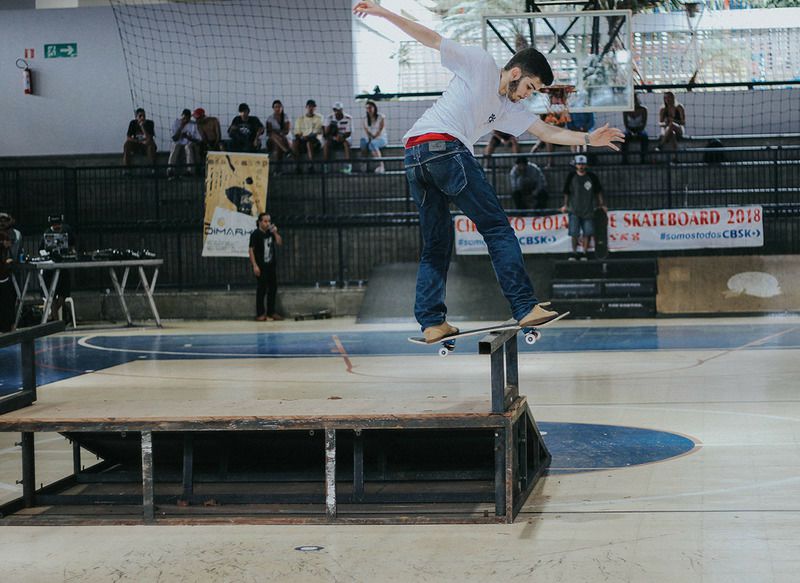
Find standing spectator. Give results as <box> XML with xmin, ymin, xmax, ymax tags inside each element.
<box><xmin>123</xmin><ymin>108</ymin><xmax>157</xmax><ymax>172</ymax></box>
<box><xmin>39</xmin><ymin>215</ymin><xmax>76</xmax><ymax>321</ymax></box>
<box><xmin>560</xmin><ymin>155</ymin><xmax>605</xmax><ymax>260</ymax></box>
<box><xmin>658</xmin><ymin>91</ymin><xmax>685</xmax><ymax>154</ymax></box>
<box><xmin>510</xmin><ymin>156</ymin><xmax>548</xmax><ymax>210</ymax></box>
<box><xmin>484</xmin><ymin>130</ymin><xmax>519</xmax><ymax>167</ymax></box>
<box><xmin>0</xmin><ymin>230</ymin><xmax>16</xmax><ymax>333</ymax></box>
<box><xmin>323</xmin><ymin>102</ymin><xmax>353</xmax><ymax>173</ymax></box>
<box><xmin>266</xmin><ymin>100</ymin><xmax>292</xmax><ymax>165</ymax></box>
<box><xmin>0</xmin><ymin>212</ymin><xmax>21</xmax><ymax>262</ymax></box>
<box><xmin>228</xmin><ymin>103</ymin><xmax>264</xmax><ymax>153</ymax></box>
<box><xmin>248</xmin><ymin>213</ymin><xmax>284</xmax><ymax>322</ymax></box>
<box><xmin>292</xmin><ymin>99</ymin><xmax>324</xmax><ymax>173</ymax></box>
<box><xmin>0</xmin><ymin>212</ymin><xmax>21</xmax><ymax>333</ymax></box>
<box><xmin>167</xmin><ymin>108</ymin><xmax>201</xmax><ymax>179</ymax></box>
<box><xmin>622</xmin><ymin>93</ymin><xmax>648</xmax><ymax>164</ymax></box>
<box><xmin>359</xmin><ymin>100</ymin><xmax>388</xmax><ymax>173</ymax></box>
<box><xmin>193</xmin><ymin>107</ymin><xmax>223</xmax><ymax>154</ymax></box>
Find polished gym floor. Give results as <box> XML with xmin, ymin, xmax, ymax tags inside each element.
<box><xmin>1</xmin><ymin>315</ymin><xmax>799</xmax><ymax>582</ymax></box>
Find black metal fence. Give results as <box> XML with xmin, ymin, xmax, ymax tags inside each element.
<box><xmin>1</xmin><ymin>146</ymin><xmax>799</xmax><ymax>289</ymax></box>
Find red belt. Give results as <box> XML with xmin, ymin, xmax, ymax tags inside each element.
<box><xmin>405</xmin><ymin>133</ymin><xmax>457</xmax><ymax>148</ymax></box>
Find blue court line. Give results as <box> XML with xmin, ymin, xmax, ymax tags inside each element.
<box><xmin>1</xmin><ymin>323</ymin><xmax>799</xmax><ymax>395</ymax></box>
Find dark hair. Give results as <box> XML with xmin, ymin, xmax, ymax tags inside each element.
<box><xmin>181</xmin><ymin>108</ymin><xmax>191</xmax><ymax>117</ymax></box>
<box><xmin>256</xmin><ymin>212</ymin><xmax>269</xmax><ymax>226</ymax></box>
<box><xmin>515</xmin><ymin>156</ymin><xmax>527</xmax><ymax>165</ymax></box>
<box><xmin>365</xmin><ymin>100</ymin><xmax>378</xmax><ymax>125</ymax></box>
<box><xmin>503</xmin><ymin>48</ymin><xmax>554</xmax><ymax>86</ymax></box>
<box><xmin>135</xmin><ymin>108</ymin><xmax>145</xmax><ymax>116</ymax></box>
<box><xmin>238</xmin><ymin>103</ymin><xmax>250</xmax><ymax>113</ymax></box>
<box><xmin>272</xmin><ymin>100</ymin><xmax>285</xmax><ymax>128</ymax></box>
<box><xmin>306</xmin><ymin>99</ymin><xmax>316</xmax><ymax>107</ymax></box>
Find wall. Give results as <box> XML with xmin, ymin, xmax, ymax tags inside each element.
<box><xmin>1</xmin><ymin>7</ymin><xmax>132</xmax><ymax>156</ymax></box>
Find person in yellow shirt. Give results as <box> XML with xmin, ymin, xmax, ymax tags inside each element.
<box><xmin>292</xmin><ymin>99</ymin><xmax>324</xmax><ymax>173</ymax></box>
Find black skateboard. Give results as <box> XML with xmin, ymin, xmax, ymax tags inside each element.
<box><xmin>408</xmin><ymin>312</ymin><xmax>570</xmax><ymax>357</ymax></box>
<box><xmin>593</xmin><ymin>207</ymin><xmax>609</xmax><ymax>259</ymax></box>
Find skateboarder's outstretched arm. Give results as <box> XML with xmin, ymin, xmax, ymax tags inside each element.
<box><xmin>353</xmin><ymin>1</ymin><xmax>442</xmax><ymax>50</ymax></box>
<box><xmin>529</xmin><ymin>118</ymin><xmax>624</xmax><ymax>151</ymax></box>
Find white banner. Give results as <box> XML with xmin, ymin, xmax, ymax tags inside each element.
<box><xmin>454</xmin><ymin>205</ymin><xmax>764</xmax><ymax>255</ymax></box>
<box><xmin>202</xmin><ymin>152</ymin><xmax>270</xmax><ymax>257</ymax></box>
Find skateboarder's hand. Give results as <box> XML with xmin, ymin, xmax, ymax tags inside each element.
<box><xmin>588</xmin><ymin>124</ymin><xmax>625</xmax><ymax>151</ymax></box>
<box><xmin>559</xmin><ymin>206</ymin><xmax>568</xmax><ymax>214</ymax></box>
<box><xmin>253</xmin><ymin>265</ymin><xmax>261</xmax><ymax>277</ymax></box>
<box><xmin>353</xmin><ymin>1</ymin><xmax>389</xmax><ymax>19</ymax></box>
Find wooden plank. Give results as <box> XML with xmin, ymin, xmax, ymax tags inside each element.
<box><xmin>0</xmin><ymin>398</ymin><xmax>518</xmax><ymax>432</ymax></box>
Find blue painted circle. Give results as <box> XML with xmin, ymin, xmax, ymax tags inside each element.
<box><xmin>539</xmin><ymin>422</ymin><xmax>697</xmax><ymax>474</ymax></box>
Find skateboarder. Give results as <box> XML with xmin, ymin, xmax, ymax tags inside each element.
<box><xmin>353</xmin><ymin>1</ymin><xmax>624</xmax><ymax>342</ymax></box>
<box><xmin>560</xmin><ymin>155</ymin><xmax>606</xmax><ymax>260</ymax></box>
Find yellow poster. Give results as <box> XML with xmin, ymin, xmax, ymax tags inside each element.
<box><xmin>202</xmin><ymin>152</ymin><xmax>269</xmax><ymax>257</ymax></box>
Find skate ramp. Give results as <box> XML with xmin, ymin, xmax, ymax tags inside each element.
<box><xmin>657</xmin><ymin>255</ymin><xmax>800</xmax><ymax>314</ymax></box>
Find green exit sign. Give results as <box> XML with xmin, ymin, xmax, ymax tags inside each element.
<box><xmin>44</xmin><ymin>43</ymin><xmax>78</xmax><ymax>59</ymax></box>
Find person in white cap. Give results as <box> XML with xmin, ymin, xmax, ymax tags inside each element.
<box><xmin>353</xmin><ymin>1</ymin><xmax>623</xmax><ymax>342</ymax></box>
<box><xmin>561</xmin><ymin>155</ymin><xmax>606</xmax><ymax>260</ymax></box>
<box><xmin>323</xmin><ymin>102</ymin><xmax>353</xmax><ymax>173</ymax></box>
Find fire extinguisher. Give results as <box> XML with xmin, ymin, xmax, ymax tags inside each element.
<box><xmin>17</xmin><ymin>59</ymin><xmax>33</xmax><ymax>95</ymax></box>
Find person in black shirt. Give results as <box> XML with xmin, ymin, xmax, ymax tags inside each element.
<box><xmin>123</xmin><ymin>108</ymin><xmax>157</xmax><ymax>170</ymax></box>
<box><xmin>560</xmin><ymin>155</ymin><xmax>605</xmax><ymax>260</ymax></box>
<box><xmin>39</xmin><ymin>214</ymin><xmax>77</xmax><ymax>321</ymax></box>
<box><xmin>228</xmin><ymin>103</ymin><xmax>265</xmax><ymax>153</ymax></box>
<box><xmin>248</xmin><ymin>213</ymin><xmax>283</xmax><ymax>321</ymax></box>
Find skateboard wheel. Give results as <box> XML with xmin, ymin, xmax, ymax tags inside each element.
<box><xmin>439</xmin><ymin>346</ymin><xmax>450</xmax><ymax>357</ymax></box>
<box><xmin>525</xmin><ymin>331</ymin><xmax>541</xmax><ymax>345</ymax></box>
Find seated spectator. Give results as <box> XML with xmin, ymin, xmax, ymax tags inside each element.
<box><xmin>622</xmin><ymin>93</ymin><xmax>648</xmax><ymax>164</ymax></box>
<box><xmin>123</xmin><ymin>108</ymin><xmax>156</xmax><ymax>172</ymax></box>
<box><xmin>193</xmin><ymin>107</ymin><xmax>223</xmax><ymax>154</ymax></box>
<box><xmin>510</xmin><ymin>156</ymin><xmax>548</xmax><ymax>210</ymax></box>
<box><xmin>531</xmin><ymin>112</ymin><xmax>569</xmax><ymax>167</ymax></box>
<box><xmin>167</xmin><ymin>108</ymin><xmax>201</xmax><ymax>179</ymax></box>
<box><xmin>292</xmin><ymin>99</ymin><xmax>324</xmax><ymax>173</ymax></box>
<box><xmin>658</xmin><ymin>91</ymin><xmax>685</xmax><ymax>154</ymax></box>
<box><xmin>359</xmin><ymin>100</ymin><xmax>387</xmax><ymax>174</ymax></box>
<box><xmin>484</xmin><ymin>130</ymin><xmax>519</xmax><ymax>167</ymax></box>
<box><xmin>567</xmin><ymin>111</ymin><xmax>595</xmax><ymax>153</ymax></box>
<box><xmin>228</xmin><ymin>103</ymin><xmax>264</xmax><ymax>153</ymax></box>
<box><xmin>323</xmin><ymin>102</ymin><xmax>353</xmax><ymax>173</ymax></box>
<box><xmin>266</xmin><ymin>99</ymin><xmax>292</xmax><ymax>165</ymax></box>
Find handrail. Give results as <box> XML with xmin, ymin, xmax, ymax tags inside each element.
<box><xmin>0</xmin><ymin>321</ymin><xmax>65</xmax><ymax>415</ymax></box>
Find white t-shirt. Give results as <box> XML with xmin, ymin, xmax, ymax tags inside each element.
<box><xmin>403</xmin><ymin>39</ymin><xmax>535</xmax><ymax>155</ymax></box>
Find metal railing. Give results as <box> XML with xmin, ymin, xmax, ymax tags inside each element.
<box><xmin>1</xmin><ymin>146</ymin><xmax>799</xmax><ymax>289</ymax></box>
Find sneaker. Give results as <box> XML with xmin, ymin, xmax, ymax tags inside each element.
<box><xmin>580</xmin><ymin>253</ymin><xmax>589</xmax><ymax>261</ymax></box>
<box><xmin>255</xmin><ymin>314</ymin><xmax>267</xmax><ymax>322</ymax></box>
<box><xmin>422</xmin><ymin>321</ymin><xmax>459</xmax><ymax>343</ymax></box>
<box><xmin>568</xmin><ymin>253</ymin><xmax>577</xmax><ymax>261</ymax></box>
<box><xmin>340</xmin><ymin>164</ymin><xmax>352</xmax><ymax>174</ymax></box>
<box><xmin>374</xmin><ymin>166</ymin><xmax>386</xmax><ymax>174</ymax></box>
<box><xmin>268</xmin><ymin>313</ymin><xmax>284</xmax><ymax>321</ymax></box>
<box><xmin>518</xmin><ymin>304</ymin><xmax>559</xmax><ymax>328</ymax></box>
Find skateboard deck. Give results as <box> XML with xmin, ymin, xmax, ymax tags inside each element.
<box><xmin>593</xmin><ymin>207</ymin><xmax>609</xmax><ymax>259</ymax></box>
<box><xmin>409</xmin><ymin>311</ymin><xmax>570</xmax><ymax>356</ymax></box>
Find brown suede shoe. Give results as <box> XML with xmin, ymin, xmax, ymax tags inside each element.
<box><xmin>518</xmin><ymin>303</ymin><xmax>559</xmax><ymax>328</ymax></box>
<box><xmin>268</xmin><ymin>313</ymin><xmax>284</xmax><ymax>321</ymax></box>
<box><xmin>422</xmin><ymin>321</ymin><xmax>459</xmax><ymax>343</ymax></box>
<box><xmin>255</xmin><ymin>315</ymin><xmax>267</xmax><ymax>322</ymax></box>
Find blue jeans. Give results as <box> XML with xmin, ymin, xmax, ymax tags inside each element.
<box><xmin>404</xmin><ymin>140</ymin><xmax>538</xmax><ymax>330</ymax></box>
